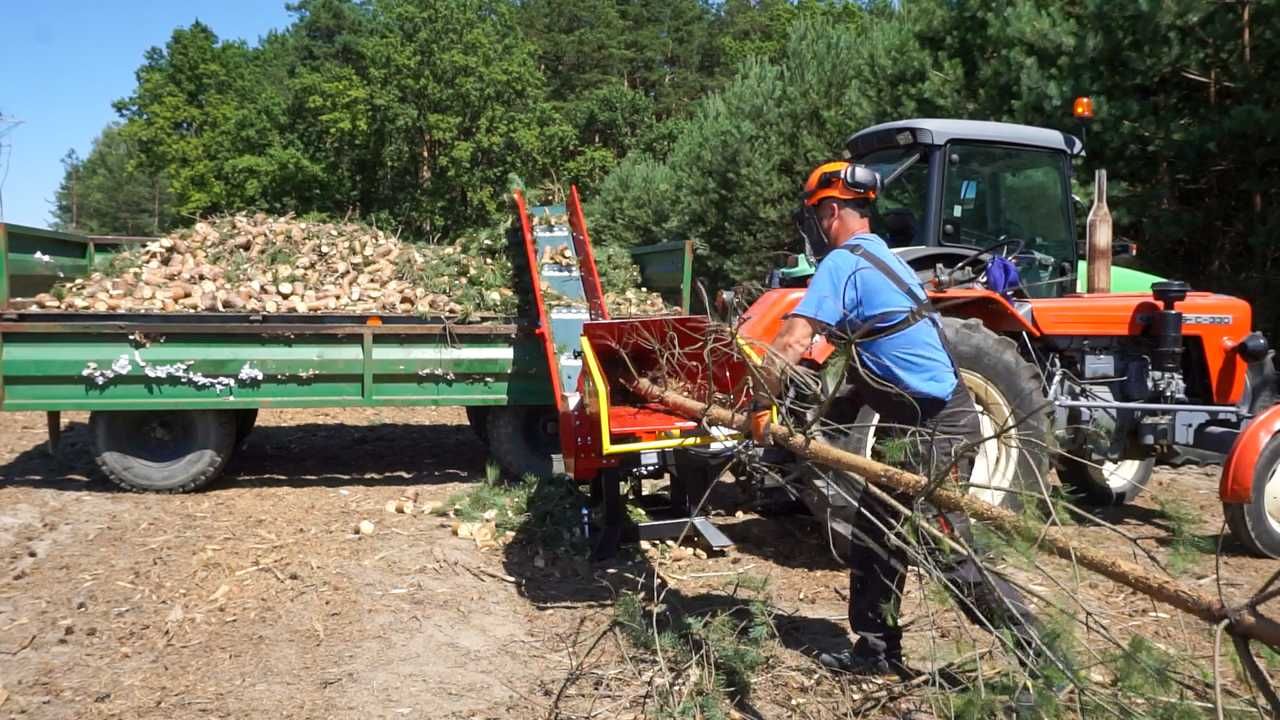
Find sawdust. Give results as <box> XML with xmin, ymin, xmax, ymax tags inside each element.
<box><xmin>0</xmin><ymin>408</ymin><xmax>1269</xmax><ymax>718</ymax></box>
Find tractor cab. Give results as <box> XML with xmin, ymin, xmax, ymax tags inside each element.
<box><xmin>845</xmin><ymin>119</ymin><xmax>1083</xmax><ymax>298</ymax></box>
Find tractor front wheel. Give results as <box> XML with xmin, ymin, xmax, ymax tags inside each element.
<box><xmin>1224</xmin><ymin>434</ymin><xmax>1280</xmax><ymax>558</ymax></box>
<box><xmin>1057</xmin><ymin>455</ymin><xmax>1154</xmax><ymax>506</ymax></box>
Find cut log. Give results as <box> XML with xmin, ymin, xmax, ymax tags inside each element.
<box><xmin>631</xmin><ymin>377</ymin><xmax>1280</xmax><ymax>649</ymax></box>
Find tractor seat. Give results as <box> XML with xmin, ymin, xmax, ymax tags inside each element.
<box><xmin>882</xmin><ymin>209</ymin><xmax>917</xmax><ymax>248</ymax></box>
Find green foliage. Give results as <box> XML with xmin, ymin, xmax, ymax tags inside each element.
<box><xmin>56</xmin><ymin>0</ymin><xmax>1279</xmax><ymax>341</ymax></box>
<box><xmin>442</xmin><ymin>467</ymin><xmax>591</xmax><ymax>553</ymax></box>
<box><xmin>1156</xmin><ymin>499</ymin><xmax>1216</xmax><ymax>575</ymax></box>
<box><xmin>444</xmin><ymin>473</ymin><xmax>532</xmax><ymax>533</ymax></box>
<box><xmin>113</xmin><ymin>21</ymin><xmax>282</xmax><ymax>216</ymax></box>
<box><xmin>1092</xmin><ymin>636</ymin><xmax>1203</xmax><ymax>720</ymax></box>
<box><xmin>586</xmin><ymin>154</ymin><xmax>680</xmax><ymax>248</ymax></box>
<box><xmin>1112</xmin><ymin>636</ymin><xmax>1179</xmax><ymax>697</ymax></box>
<box><xmin>594</xmin><ymin>14</ymin><xmax>963</xmax><ymax>285</ymax></box>
<box><xmin>52</xmin><ymin>124</ymin><xmax>176</xmax><ymax>234</ymax></box>
<box><xmin>593</xmin><ymin>243</ymin><xmax>643</xmax><ymax>295</ymax></box>
<box><xmin>613</xmin><ymin>582</ymin><xmax>774</xmax><ymax>715</ymax></box>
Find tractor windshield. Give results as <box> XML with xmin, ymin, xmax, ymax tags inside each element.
<box><xmin>861</xmin><ymin>147</ymin><xmax>930</xmax><ymax>248</ymax></box>
<box><xmin>941</xmin><ymin>143</ymin><xmax>1076</xmax><ymax>296</ymax></box>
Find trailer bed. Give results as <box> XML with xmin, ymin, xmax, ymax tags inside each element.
<box><xmin>0</xmin><ymin>310</ymin><xmax>551</xmax><ymax>412</ymax></box>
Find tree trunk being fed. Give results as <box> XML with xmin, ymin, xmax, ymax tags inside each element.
<box><xmin>630</xmin><ymin>377</ymin><xmax>1280</xmax><ymax>650</ymax></box>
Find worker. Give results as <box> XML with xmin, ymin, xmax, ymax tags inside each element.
<box><xmin>752</xmin><ymin>161</ymin><xmax>1043</xmax><ymax>677</ymax></box>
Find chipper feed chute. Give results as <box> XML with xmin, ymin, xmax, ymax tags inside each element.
<box><xmin>512</xmin><ymin>190</ymin><xmax>747</xmax><ymax>557</ymax></box>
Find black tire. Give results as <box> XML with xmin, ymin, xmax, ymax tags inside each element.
<box><xmin>846</xmin><ymin>317</ymin><xmax>1051</xmax><ymax>512</ymax></box>
<box><xmin>1057</xmin><ymin>456</ymin><xmax>1154</xmax><ymax>506</ymax></box>
<box><xmin>485</xmin><ymin>405</ymin><xmax>559</xmax><ymax>479</ymax></box>
<box><xmin>465</xmin><ymin>407</ymin><xmax>491</xmax><ymax>443</ymax></box>
<box><xmin>794</xmin><ymin>318</ymin><xmax>1051</xmax><ymax>547</ymax></box>
<box><xmin>1225</xmin><ymin>434</ymin><xmax>1280</xmax><ymax>558</ymax></box>
<box><xmin>90</xmin><ymin>410</ymin><xmax>237</xmax><ymax>493</ymax></box>
<box><xmin>234</xmin><ymin>409</ymin><xmax>259</xmax><ymax>447</ymax></box>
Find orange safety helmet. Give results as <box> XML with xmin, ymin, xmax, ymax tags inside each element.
<box><xmin>802</xmin><ymin>161</ymin><xmax>881</xmax><ymax>207</ymax></box>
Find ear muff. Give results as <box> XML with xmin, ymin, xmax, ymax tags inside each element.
<box><xmin>841</xmin><ymin>164</ymin><xmax>881</xmax><ymax>196</ymax></box>
<box><xmin>804</xmin><ymin>163</ymin><xmax>882</xmax><ymax>206</ymax></box>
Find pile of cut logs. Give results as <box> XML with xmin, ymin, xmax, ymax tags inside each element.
<box><xmin>16</xmin><ymin>214</ymin><xmax>670</xmax><ymax>318</ymax></box>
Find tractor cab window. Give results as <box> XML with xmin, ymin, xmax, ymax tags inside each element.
<box><xmin>941</xmin><ymin>143</ymin><xmax>1076</xmax><ymax>297</ymax></box>
<box><xmin>861</xmin><ymin>147</ymin><xmax>928</xmax><ymax>248</ymax></box>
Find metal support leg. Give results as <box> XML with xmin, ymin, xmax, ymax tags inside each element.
<box><xmin>590</xmin><ymin>471</ymin><xmax>625</xmax><ymax>562</ymax></box>
<box><xmin>670</xmin><ymin>450</ymin><xmax>717</xmax><ymax>515</ymax></box>
<box><xmin>46</xmin><ymin>411</ymin><xmax>61</xmax><ymax>455</ymax></box>
<box><xmin>634</xmin><ymin>449</ymin><xmax>736</xmax><ymax>552</ymax></box>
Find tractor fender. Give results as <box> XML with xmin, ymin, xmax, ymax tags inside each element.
<box><xmin>926</xmin><ymin>289</ymin><xmax>1040</xmax><ymax>336</ymax></box>
<box><xmin>736</xmin><ymin>287</ymin><xmax>1037</xmax><ymax>367</ymax></box>
<box><xmin>736</xmin><ymin>288</ymin><xmax>836</xmax><ymax>364</ymax></box>
<box><xmin>1221</xmin><ymin>403</ymin><xmax>1280</xmax><ymax>503</ymax></box>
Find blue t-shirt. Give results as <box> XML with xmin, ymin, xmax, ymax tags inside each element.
<box><xmin>790</xmin><ymin>233</ymin><xmax>957</xmax><ymax>401</ymax></box>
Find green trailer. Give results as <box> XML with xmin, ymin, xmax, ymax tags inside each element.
<box><xmin>0</xmin><ymin>200</ymin><xmax>690</xmax><ymax>492</ymax></box>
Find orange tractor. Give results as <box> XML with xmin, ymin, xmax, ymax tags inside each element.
<box><xmin>568</xmin><ymin>119</ymin><xmax>1280</xmax><ymax>559</ymax></box>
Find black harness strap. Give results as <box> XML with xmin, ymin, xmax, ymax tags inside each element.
<box><xmin>833</xmin><ymin>242</ymin><xmax>961</xmax><ymax>380</ymax></box>
<box><xmin>835</xmin><ymin>243</ymin><xmax>935</xmax><ymax>341</ymax></box>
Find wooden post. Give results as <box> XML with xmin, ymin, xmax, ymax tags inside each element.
<box><xmin>1086</xmin><ymin>169</ymin><xmax>1113</xmax><ymax>293</ymax></box>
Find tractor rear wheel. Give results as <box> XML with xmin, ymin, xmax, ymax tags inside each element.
<box><xmin>849</xmin><ymin>318</ymin><xmax>1051</xmax><ymax>511</ymax></box>
<box><xmin>795</xmin><ymin>317</ymin><xmax>1050</xmax><ymax>545</ymax></box>
<box><xmin>1057</xmin><ymin>455</ymin><xmax>1154</xmax><ymax>506</ymax></box>
<box><xmin>1224</xmin><ymin>434</ymin><xmax>1280</xmax><ymax>558</ymax></box>
<box><xmin>90</xmin><ymin>410</ymin><xmax>237</xmax><ymax>493</ymax></box>
<box><xmin>485</xmin><ymin>405</ymin><xmax>559</xmax><ymax>479</ymax></box>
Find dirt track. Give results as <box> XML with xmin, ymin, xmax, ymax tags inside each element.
<box><xmin>0</xmin><ymin>408</ymin><xmax>1274</xmax><ymax>718</ymax></box>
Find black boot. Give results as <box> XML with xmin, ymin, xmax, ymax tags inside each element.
<box><xmin>817</xmin><ymin>650</ymin><xmax>912</xmax><ymax>678</ymax></box>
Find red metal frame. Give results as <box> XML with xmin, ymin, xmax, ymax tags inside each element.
<box><xmin>567</xmin><ymin>186</ymin><xmax>609</xmax><ymax>321</ymax></box>
<box><xmin>512</xmin><ymin>191</ymin><xmax>576</xmax><ymax>467</ymax></box>
<box><xmin>583</xmin><ymin>316</ymin><xmax>747</xmax><ymax>396</ymax></box>
<box><xmin>610</xmin><ymin>405</ymin><xmax>698</xmax><ymax>435</ymax></box>
<box><xmin>735</xmin><ymin>286</ymin><xmax>1253</xmax><ymax>405</ymax></box>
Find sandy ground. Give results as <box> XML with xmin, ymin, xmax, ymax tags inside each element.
<box><xmin>0</xmin><ymin>407</ymin><xmax>1274</xmax><ymax>719</ymax></box>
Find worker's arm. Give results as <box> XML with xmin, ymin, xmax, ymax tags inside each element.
<box><xmin>750</xmin><ymin>314</ymin><xmax>818</xmax><ymax>445</ymax></box>
<box><xmin>760</xmin><ymin>315</ymin><xmax>819</xmax><ymax>400</ymax></box>
<box><xmin>750</xmin><ymin>250</ymin><xmax>852</xmax><ymax>442</ymax></box>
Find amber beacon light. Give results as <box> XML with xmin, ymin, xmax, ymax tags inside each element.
<box><xmin>1073</xmin><ymin>96</ymin><xmax>1095</xmax><ymax>121</ymax></box>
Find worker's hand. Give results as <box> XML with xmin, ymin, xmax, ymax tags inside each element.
<box><xmin>749</xmin><ymin>399</ymin><xmax>773</xmax><ymax>446</ymax></box>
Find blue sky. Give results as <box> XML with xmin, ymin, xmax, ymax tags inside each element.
<box><xmin>0</xmin><ymin>1</ymin><xmax>294</xmax><ymax>228</ymax></box>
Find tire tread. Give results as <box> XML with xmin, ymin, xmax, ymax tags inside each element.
<box><xmin>90</xmin><ymin>410</ymin><xmax>236</xmax><ymax>493</ymax></box>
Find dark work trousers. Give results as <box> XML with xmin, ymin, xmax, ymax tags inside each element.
<box><xmin>839</xmin><ymin>372</ymin><xmax>1042</xmax><ymax>665</ymax></box>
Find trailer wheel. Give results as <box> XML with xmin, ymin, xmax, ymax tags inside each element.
<box><xmin>846</xmin><ymin>318</ymin><xmax>1051</xmax><ymax>512</ymax></box>
<box><xmin>1057</xmin><ymin>456</ymin><xmax>1154</xmax><ymax>506</ymax></box>
<box><xmin>234</xmin><ymin>409</ymin><xmax>259</xmax><ymax>447</ymax></box>
<box><xmin>485</xmin><ymin>406</ymin><xmax>558</xmax><ymax>479</ymax></box>
<box><xmin>1225</xmin><ymin>434</ymin><xmax>1280</xmax><ymax>558</ymax></box>
<box><xmin>90</xmin><ymin>410</ymin><xmax>237</xmax><ymax>493</ymax></box>
<box><xmin>465</xmin><ymin>407</ymin><xmax>491</xmax><ymax>443</ymax></box>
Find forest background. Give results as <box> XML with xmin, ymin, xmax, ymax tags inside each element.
<box><xmin>39</xmin><ymin>0</ymin><xmax>1279</xmax><ymax>334</ymax></box>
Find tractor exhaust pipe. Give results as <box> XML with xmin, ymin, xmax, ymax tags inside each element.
<box><xmin>1086</xmin><ymin>169</ymin><xmax>1112</xmax><ymax>293</ymax></box>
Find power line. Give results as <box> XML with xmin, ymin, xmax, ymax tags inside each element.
<box><xmin>0</xmin><ymin>113</ymin><xmax>24</xmax><ymax>222</ymax></box>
